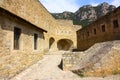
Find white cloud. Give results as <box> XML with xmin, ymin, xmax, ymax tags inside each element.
<box><xmin>40</xmin><ymin>0</ymin><xmax>79</xmax><ymax>13</ymax></box>
<box><xmin>111</xmin><ymin>0</ymin><xmax>120</xmax><ymax>7</ymax></box>
<box><xmin>91</xmin><ymin>2</ymin><xmax>98</xmax><ymax>6</ymax></box>
<box><xmin>89</xmin><ymin>0</ymin><xmax>98</xmax><ymax>6</ymax></box>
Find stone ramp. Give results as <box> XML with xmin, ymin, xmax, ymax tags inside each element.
<box><xmin>10</xmin><ymin>51</ymin><xmax>120</xmax><ymax>80</ymax></box>
<box><xmin>78</xmin><ymin>41</ymin><xmax>114</xmax><ymax>69</ymax></box>
<box><xmin>77</xmin><ymin>41</ymin><xmax>120</xmax><ymax>76</ymax></box>
<box><xmin>10</xmin><ymin>53</ymin><xmax>80</xmax><ymax>80</ymax></box>
<box><xmin>62</xmin><ymin>41</ymin><xmax>120</xmax><ymax>77</ymax></box>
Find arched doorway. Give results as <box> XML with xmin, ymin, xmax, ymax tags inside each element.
<box><xmin>49</xmin><ymin>37</ymin><xmax>55</xmax><ymax>49</ymax></box>
<box><xmin>57</xmin><ymin>39</ymin><xmax>73</xmax><ymax>51</ymax></box>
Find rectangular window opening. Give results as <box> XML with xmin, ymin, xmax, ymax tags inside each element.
<box><xmin>14</xmin><ymin>27</ymin><xmax>21</xmax><ymax>50</ymax></box>
<box><xmin>34</xmin><ymin>33</ymin><xmax>38</xmax><ymax>50</ymax></box>
<box><xmin>87</xmin><ymin>31</ymin><xmax>89</xmax><ymax>37</ymax></box>
<box><xmin>102</xmin><ymin>25</ymin><xmax>106</xmax><ymax>32</ymax></box>
<box><xmin>113</xmin><ymin>20</ymin><xmax>119</xmax><ymax>28</ymax></box>
<box><xmin>94</xmin><ymin>28</ymin><xmax>96</xmax><ymax>35</ymax></box>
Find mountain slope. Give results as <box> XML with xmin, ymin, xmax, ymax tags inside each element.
<box><xmin>51</xmin><ymin>2</ymin><xmax>116</xmax><ymax>27</ymax></box>
<box><xmin>51</xmin><ymin>11</ymin><xmax>75</xmax><ymax>20</ymax></box>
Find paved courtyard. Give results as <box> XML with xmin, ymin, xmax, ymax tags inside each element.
<box><xmin>11</xmin><ymin>51</ymin><xmax>120</xmax><ymax>80</ymax></box>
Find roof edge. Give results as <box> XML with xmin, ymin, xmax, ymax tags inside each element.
<box><xmin>0</xmin><ymin>7</ymin><xmax>47</xmax><ymax>32</ymax></box>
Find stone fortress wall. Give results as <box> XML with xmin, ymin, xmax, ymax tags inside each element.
<box><xmin>0</xmin><ymin>0</ymin><xmax>81</xmax><ymax>52</ymax></box>
<box><xmin>0</xmin><ymin>0</ymin><xmax>81</xmax><ymax>78</ymax></box>
<box><xmin>0</xmin><ymin>0</ymin><xmax>55</xmax><ymax>31</ymax></box>
<box><xmin>62</xmin><ymin>7</ymin><xmax>120</xmax><ymax>77</ymax></box>
<box><xmin>77</xmin><ymin>6</ymin><xmax>120</xmax><ymax>51</ymax></box>
<box><xmin>63</xmin><ymin>41</ymin><xmax>120</xmax><ymax>77</ymax></box>
<box><xmin>0</xmin><ymin>0</ymin><xmax>56</xmax><ymax>52</ymax></box>
<box><xmin>49</xmin><ymin>19</ymin><xmax>81</xmax><ymax>52</ymax></box>
<box><xmin>1</xmin><ymin>0</ymin><xmax>119</xmax><ymax>78</ymax></box>
<box><xmin>0</xmin><ymin>7</ymin><xmax>45</xmax><ymax>78</ymax></box>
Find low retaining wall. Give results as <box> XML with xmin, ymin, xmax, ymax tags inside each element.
<box><xmin>62</xmin><ymin>41</ymin><xmax>120</xmax><ymax>77</ymax></box>
<box><xmin>62</xmin><ymin>52</ymin><xmax>84</xmax><ymax>71</ymax></box>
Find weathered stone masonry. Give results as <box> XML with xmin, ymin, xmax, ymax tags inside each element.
<box><xmin>77</xmin><ymin>7</ymin><xmax>120</xmax><ymax>51</ymax></box>
<box><xmin>0</xmin><ymin>0</ymin><xmax>81</xmax><ymax>78</ymax></box>
<box><xmin>0</xmin><ymin>7</ymin><xmax>46</xmax><ymax>78</ymax></box>
<box><xmin>1</xmin><ymin>0</ymin><xmax>119</xmax><ymax>78</ymax></box>
<box><xmin>62</xmin><ymin>7</ymin><xmax>120</xmax><ymax>76</ymax></box>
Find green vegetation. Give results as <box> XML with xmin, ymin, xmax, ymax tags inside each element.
<box><xmin>51</xmin><ymin>12</ymin><xmax>75</xmax><ymax>20</ymax></box>
<box><xmin>73</xmin><ymin>19</ymin><xmax>81</xmax><ymax>25</ymax></box>
<box><xmin>72</xmin><ymin>70</ymin><xmax>85</xmax><ymax>78</ymax></box>
<box><xmin>79</xmin><ymin>19</ymin><xmax>90</xmax><ymax>27</ymax></box>
<box><xmin>77</xmin><ymin>72</ymin><xmax>85</xmax><ymax>77</ymax></box>
<box><xmin>73</xmin><ymin>19</ymin><xmax>91</xmax><ymax>27</ymax></box>
<box><xmin>112</xmin><ymin>70</ymin><xmax>120</xmax><ymax>75</ymax></box>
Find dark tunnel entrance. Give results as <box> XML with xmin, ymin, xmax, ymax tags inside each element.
<box><xmin>57</xmin><ymin>39</ymin><xmax>73</xmax><ymax>51</ymax></box>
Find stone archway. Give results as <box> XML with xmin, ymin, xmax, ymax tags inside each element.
<box><xmin>57</xmin><ymin>39</ymin><xmax>73</xmax><ymax>51</ymax></box>
<box><xmin>49</xmin><ymin>37</ymin><xmax>55</xmax><ymax>49</ymax></box>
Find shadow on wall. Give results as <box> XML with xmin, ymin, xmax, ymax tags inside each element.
<box><xmin>49</xmin><ymin>37</ymin><xmax>55</xmax><ymax>49</ymax></box>
<box><xmin>57</xmin><ymin>39</ymin><xmax>73</xmax><ymax>51</ymax></box>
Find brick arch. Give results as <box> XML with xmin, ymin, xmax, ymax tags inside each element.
<box><xmin>57</xmin><ymin>39</ymin><xmax>73</xmax><ymax>51</ymax></box>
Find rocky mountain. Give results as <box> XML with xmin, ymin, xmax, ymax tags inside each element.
<box><xmin>51</xmin><ymin>2</ymin><xmax>116</xmax><ymax>27</ymax></box>
<box><xmin>51</xmin><ymin>11</ymin><xmax>75</xmax><ymax>20</ymax></box>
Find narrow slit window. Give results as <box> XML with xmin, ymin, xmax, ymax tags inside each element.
<box><xmin>34</xmin><ymin>33</ymin><xmax>38</xmax><ymax>50</ymax></box>
<box><xmin>102</xmin><ymin>25</ymin><xmax>105</xmax><ymax>32</ymax></box>
<box><xmin>94</xmin><ymin>28</ymin><xmax>96</xmax><ymax>35</ymax></box>
<box><xmin>14</xmin><ymin>27</ymin><xmax>21</xmax><ymax>50</ymax></box>
<box><xmin>87</xmin><ymin>31</ymin><xmax>89</xmax><ymax>37</ymax></box>
<box><xmin>113</xmin><ymin>20</ymin><xmax>119</xmax><ymax>28</ymax></box>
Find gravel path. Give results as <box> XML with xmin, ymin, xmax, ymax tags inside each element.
<box><xmin>11</xmin><ymin>51</ymin><xmax>120</xmax><ymax>80</ymax></box>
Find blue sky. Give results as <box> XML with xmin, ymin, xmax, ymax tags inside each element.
<box><xmin>40</xmin><ymin>0</ymin><xmax>120</xmax><ymax>13</ymax></box>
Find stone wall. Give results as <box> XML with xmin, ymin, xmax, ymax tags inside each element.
<box><xmin>62</xmin><ymin>52</ymin><xmax>84</xmax><ymax>71</ymax></box>
<box><xmin>0</xmin><ymin>0</ymin><xmax>82</xmax><ymax>78</ymax></box>
<box><xmin>48</xmin><ymin>20</ymin><xmax>81</xmax><ymax>52</ymax></box>
<box><xmin>0</xmin><ymin>0</ymin><xmax>80</xmax><ymax>52</ymax></box>
<box><xmin>62</xmin><ymin>41</ymin><xmax>120</xmax><ymax>77</ymax></box>
<box><xmin>0</xmin><ymin>0</ymin><xmax>55</xmax><ymax>31</ymax></box>
<box><xmin>0</xmin><ymin>8</ymin><xmax>45</xmax><ymax>78</ymax></box>
<box><xmin>77</xmin><ymin>7</ymin><xmax>120</xmax><ymax>51</ymax></box>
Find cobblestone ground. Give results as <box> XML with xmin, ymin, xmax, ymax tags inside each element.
<box><xmin>11</xmin><ymin>51</ymin><xmax>120</xmax><ymax>80</ymax></box>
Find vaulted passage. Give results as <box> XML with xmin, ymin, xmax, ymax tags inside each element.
<box><xmin>57</xmin><ymin>39</ymin><xmax>73</xmax><ymax>51</ymax></box>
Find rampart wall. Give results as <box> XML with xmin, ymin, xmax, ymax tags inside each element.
<box><xmin>0</xmin><ymin>8</ymin><xmax>45</xmax><ymax>78</ymax></box>
<box><xmin>77</xmin><ymin>7</ymin><xmax>120</xmax><ymax>51</ymax></box>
